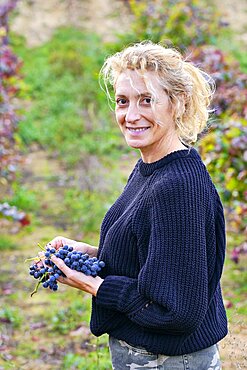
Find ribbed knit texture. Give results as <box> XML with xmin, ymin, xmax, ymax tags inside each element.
<box><xmin>90</xmin><ymin>147</ymin><xmax>228</xmax><ymax>356</ymax></box>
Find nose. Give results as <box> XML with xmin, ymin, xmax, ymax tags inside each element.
<box><xmin>125</xmin><ymin>102</ymin><xmax>141</xmax><ymax>123</ymax></box>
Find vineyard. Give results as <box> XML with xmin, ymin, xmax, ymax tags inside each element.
<box><xmin>0</xmin><ymin>0</ymin><xmax>246</xmax><ymax>369</ymax></box>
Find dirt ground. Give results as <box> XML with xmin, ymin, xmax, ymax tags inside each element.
<box><xmin>215</xmin><ymin>0</ymin><xmax>247</xmax><ymax>45</ymax></box>
<box><xmin>11</xmin><ymin>0</ymin><xmax>131</xmax><ymax>47</ymax></box>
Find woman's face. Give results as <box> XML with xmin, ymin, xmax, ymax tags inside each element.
<box><xmin>114</xmin><ymin>69</ymin><xmax>178</xmax><ymax>162</ymax></box>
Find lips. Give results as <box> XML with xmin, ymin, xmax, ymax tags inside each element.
<box><xmin>127</xmin><ymin>127</ymin><xmax>150</xmax><ymax>133</ymax></box>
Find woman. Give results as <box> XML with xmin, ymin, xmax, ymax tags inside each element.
<box><xmin>49</xmin><ymin>42</ymin><xmax>228</xmax><ymax>369</ymax></box>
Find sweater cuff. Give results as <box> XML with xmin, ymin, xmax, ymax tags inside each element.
<box><xmin>95</xmin><ymin>275</ymin><xmax>128</xmax><ymax>311</ymax></box>
<box><xmin>95</xmin><ymin>275</ymin><xmax>146</xmax><ymax>313</ymax></box>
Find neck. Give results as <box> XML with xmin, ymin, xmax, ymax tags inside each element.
<box><xmin>140</xmin><ymin>135</ymin><xmax>187</xmax><ymax>163</ymax></box>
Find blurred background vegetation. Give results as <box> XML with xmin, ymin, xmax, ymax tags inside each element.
<box><xmin>0</xmin><ymin>0</ymin><xmax>246</xmax><ymax>369</ymax></box>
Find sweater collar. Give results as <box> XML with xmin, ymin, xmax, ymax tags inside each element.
<box><xmin>138</xmin><ymin>147</ymin><xmax>200</xmax><ymax>176</ymax></box>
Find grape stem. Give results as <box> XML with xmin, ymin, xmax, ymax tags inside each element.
<box><xmin>25</xmin><ymin>256</ymin><xmax>41</xmax><ymax>263</ymax></box>
<box><xmin>25</xmin><ymin>244</ymin><xmax>46</xmax><ymax>263</ymax></box>
<box><xmin>31</xmin><ymin>280</ymin><xmax>41</xmax><ymax>297</ymax></box>
<box><xmin>37</xmin><ymin>243</ymin><xmax>46</xmax><ymax>251</ymax></box>
<box><xmin>30</xmin><ymin>272</ymin><xmax>48</xmax><ymax>297</ymax></box>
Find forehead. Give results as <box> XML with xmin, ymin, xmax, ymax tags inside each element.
<box><xmin>115</xmin><ymin>69</ymin><xmax>163</xmax><ymax>95</ymax></box>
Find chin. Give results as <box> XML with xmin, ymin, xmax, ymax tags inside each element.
<box><xmin>126</xmin><ymin>140</ymin><xmax>145</xmax><ymax>149</ymax></box>
<box><xmin>125</xmin><ymin>136</ymin><xmax>147</xmax><ymax>147</ymax></box>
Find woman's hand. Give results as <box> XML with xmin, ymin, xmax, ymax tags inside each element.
<box><xmin>46</xmin><ymin>236</ymin><xmax>98</xmax><ymax>258</ymax></box>
<box><xmin>51</xmin><ymin>255</ymin><xmax>103</xmax><ymax>296</ymax></box>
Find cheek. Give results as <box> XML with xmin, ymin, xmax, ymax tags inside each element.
<box><xmin>115</xmin><ymin>111</ymin><xmax>125</xmax><ymax>126</ymax></box>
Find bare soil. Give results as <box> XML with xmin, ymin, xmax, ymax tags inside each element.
<box><xmin>215</xmin><ymin>0</ymin><xmax>247</xmax><ymax>45</ymax></box>
<box><xmin>11</xmin><ymin>0</ymin><xmax>131</xmax><ymax>47</ymax></box>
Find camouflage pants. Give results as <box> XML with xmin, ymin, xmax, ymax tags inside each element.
<box><xmin>109</xmin><ymin>337</ymin><xmax>222</xmax><ymax>370</ymax></box>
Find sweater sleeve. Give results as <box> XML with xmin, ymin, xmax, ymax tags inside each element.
<box><xmin>95</xmin><ymin>175</ymin><xmax>209</xmax><ymax>334</ymax></box>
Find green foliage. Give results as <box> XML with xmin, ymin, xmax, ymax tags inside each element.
<box><xmin>0</xmin><ymin>2</ymin><xmax>30</xmax><ymax>232</ymax></box>
<box><xmin>211</xmin><ymin>27</ymin><xmax>247</xmax><ymax>74</ymax></box>
<box><xmin>199</xmin><ymin>118</ymin><xmax>246</xmax><ymax>235</ymax></box>
<box><xmin>0</xmin><ymin>306</ymin><xmax>23</xmax><ymax>328</ymax></box>
<box><xmin>192</xmin><ymin>46</ymin><xmax>247</xmax><ymax>239</ymax></box>
<box><xmin>62</xmin><ymin>346</ymin><xmax>111</xmax><ymax>370</ymax></box>
<box><xmin>7</xmin><ymin>182</ymin><xmax>39</xmax><ymax>211</ymax></box>
<box><xmin>200</xmin><ymin>120</ymin><xmax>246</xmax><ymax>202</ymax></box>
<box><xmin>190</xmin><ymin>46</ymin><xmax>247</xmax><ymax>120</ymax></box>
<box><xmin>0</xmin><ymin>20</ymin><xmax>24</xmax><ymax>184</ymax></box>
<box><xmin>11</xmin><ymin>28</ymin><xmax>123</xmax><ymax>165</ymax></box>
<box><xmin>62</xmin><ymin>334</ymin><xmax>111</xmax><ymax>370</ymax></box>
<box><xmin>222</xmin><ymin>251</ymin><xmax>247</xmax><ymax>319</ymax></box>
<box><xmin>0</xmin><ymin>235</ymin><xmax>16</xmax><ymax>250</ymax></box>
<box><xmin>49</xmin><ymin>300</ymin><xmax>89</xmax><ymax>334</ymax></box>
<box><xmin>118</xmin><ymin>0</ymin><xmax>221</xmax><ymax>49</ymax></box>
<box><xmin>64</xmin><ymin>168</ymin><xmax>124</xmax><ymax>234</ymax></box>
<box><xmin>65</xmin><ymin>189</ymin><xmax>109</xmax><ymax>234</ymax></box>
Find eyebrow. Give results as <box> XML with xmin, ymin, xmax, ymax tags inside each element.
<box><xmin>115</xmin><ymin>91</ymin><xmax>152</xmax><ymax>97</ymax></box>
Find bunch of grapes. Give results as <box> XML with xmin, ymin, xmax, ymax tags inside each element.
<box><xmin>28</xmin><ymin>245</ymin><xmax>105</xmax><ymax>296</ymax></box>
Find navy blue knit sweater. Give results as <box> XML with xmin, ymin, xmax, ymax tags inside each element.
<box><xmin>91</xmin><ymin>147</ymin><xmax>228</xmax><ymax>356</ymax></box>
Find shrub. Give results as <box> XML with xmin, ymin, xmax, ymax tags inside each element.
<box><xmin>0</xmin><ymin>1</ymin><xmax>29</xmax><ymax>224</ymax></box>
<box><xmin>119</xmin><ymin>0</ymin><xmax>222</xmax><ymax>49</ymax></box>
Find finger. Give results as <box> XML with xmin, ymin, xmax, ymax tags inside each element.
<box><xmin>35</xmin><ymin>252</ymin><xmax>45</xmax><ymax>267</ymax></box>
<box><xmin>56</xmin><ymin>275</ymin><xmax>67</xmax><ymax>284</ymax></box>
<box><xmin>51</xmin><ymin>255</ymin><xmax>72</xmax><ymax>277</ymax></box>
<box><xmin>38</xmin><ymin>251</ymin><xmax>44</xmax><ymax>258</ymax></box>
<box><xmin>46</xmin><ymin>236</ymin><xmax>64</xmax><ymax>250</ymax></box>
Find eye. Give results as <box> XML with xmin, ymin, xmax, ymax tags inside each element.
<box><xmin>116</xmin><ymin>98</ymin><xmax>128</xmax><ymax>106</ymax></box>
<box><xmin>141</xmin><ymin>97</ymin><xmax>153</xmax><ymax>105</ymax></box>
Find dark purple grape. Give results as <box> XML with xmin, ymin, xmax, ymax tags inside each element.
<box><xmin>29</xmin><ymin>244</ymin><xmax>105</xmax><ymax>294</ymax></box>
<box><xmin>34</xmin><ymin>271</ymin><xmax>41</xmax><ymax>279</ymax></box>
<box><xmin>71</xmin><ymin>261</ymin><xmax>79</xmax><ymax>269</ymax></box>
<box><xmin>80</xmin><ymin>265</ymin><xmax>87</xmax><ymax>273</ymax></box>
<box><xmin>64</xmin><ymin>257</ymin><xmax>70</xmax><ymax>265</ymax></box>
<box><xmin>91</xmin><ymin>264</ymin><xmax>99</xmax><ymax>272</ymax></box>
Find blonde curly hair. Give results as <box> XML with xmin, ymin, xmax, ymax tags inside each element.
<box><xmin>100</xmin><ymin>41</ymin><xmax>215</xmax><ymax>144</ymax></box>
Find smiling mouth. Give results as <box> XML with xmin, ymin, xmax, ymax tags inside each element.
<box><xmin>127</xmin><ymin>127</ymin><xmax>150</xmax><ymax>133</ymax></box>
